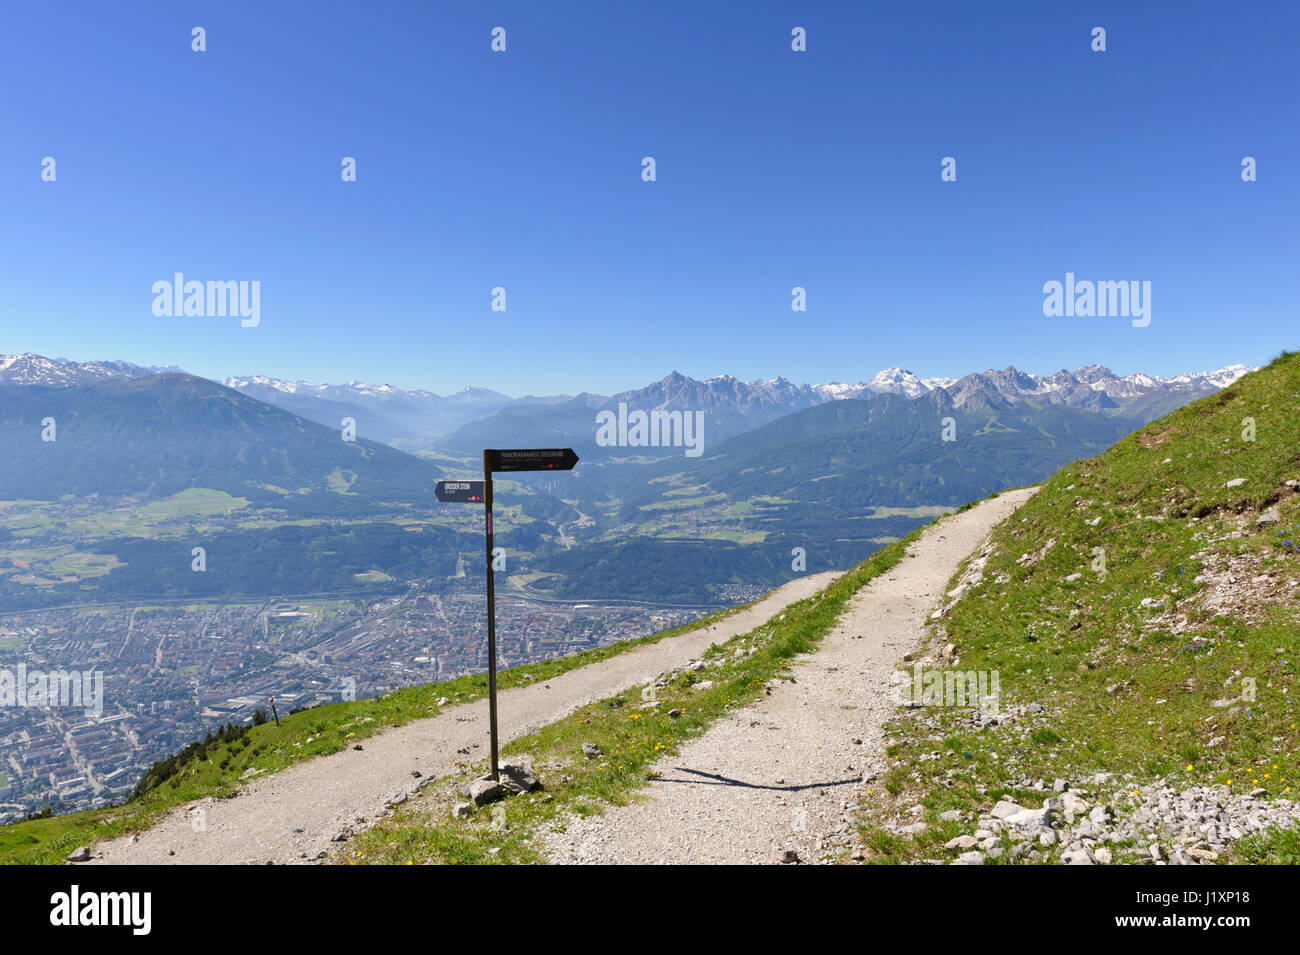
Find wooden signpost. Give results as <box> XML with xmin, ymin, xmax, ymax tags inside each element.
<box><xmin>436</xmin><ymin>450</ymin><xmax>578</xmax><ymax>780</ymax></box>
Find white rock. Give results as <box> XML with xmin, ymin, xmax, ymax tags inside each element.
<box><xmin>1062</xmin><ymin>792</ymin><xmax>1089</xmax><ymax>815</ymax></box>
<box><xmin>990</xmin><ymin>800</ymin><xmax>1027</xmax><ymax>820</ymax></box>
<box><xmin>1006</xmin><ymin>807</ymin><xmax>1053</xmax><ymax>831</ymax></box>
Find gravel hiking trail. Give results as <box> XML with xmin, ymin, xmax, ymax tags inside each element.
<box><xmin>90</xmin><ymin>571</ymin><xmax>840</xmax><ymax>865</ymax></box>
<box><xmin>544</xmin><ymin>488</ymin><xmax>1038</xmax><ymax>865</ymax></box>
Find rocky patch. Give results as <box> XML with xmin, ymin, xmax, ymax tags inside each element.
<box><xmin>1145</xmin><ymin>549</ymin><xmax>1300</xmax><ymax>635</ymax></box>
<box><xmin>932</xmin><ymin>775</ymin><xmax>1300</xmax><ymax>865</ymax></box>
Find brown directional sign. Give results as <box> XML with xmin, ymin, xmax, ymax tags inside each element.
<box><xmin>485</xmin><ymin>447</ymin><xmax>579</xmax><ymax>472</ymax></box>
<box><xmin>435</xmin><ymin>480</ymin><xmax>485</xmax><ymax>503</ymax></box>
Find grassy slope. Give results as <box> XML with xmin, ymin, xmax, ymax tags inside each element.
<box><xmin>0</xmin><ymin>599</ymin><xmax>757</xmax><ymax>865</ymax></box>
<box><xmin>859</xmin><ymin>352</ymin><xmax>1300</xmax><ymax>863</ymax></box>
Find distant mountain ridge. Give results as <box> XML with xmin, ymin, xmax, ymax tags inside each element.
<box><xmin>219</xmin><ymin>375</ymin><xmax>519</xmax><ymax>448</ymax></box>
<box><xmin>0</xmin><ymin>373</ymin><xmax>438</xmax><ymax>506</ymax></box>
<box><xmin>0</xmin><ymin>353</ymin><xmax>181</xmax><ymax>386</ymax></box>
<box><xmin>0</xmin><ymin>353</ymin><xmax>1253</xmax><ymax>450</ymax></box>
<box><xmin>221</xmin><ymin>374</ymin><xmax>509</xmax><ymax>404</ymax></box>
<box><xmin>814</xmin><ymin>364</ymin><xmax>1253</xmax><ymax>410</ymax></box>
<box><xmin>213</xmin><ymin>362</ymin><xmax>1259</xmax><ymax>427</ymax></box>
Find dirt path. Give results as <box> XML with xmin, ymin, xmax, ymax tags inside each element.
<box><xmin>543</xmin><ymin>488</ymin><xmax>1037</xmax><ymax>865</ymax></box>
<box><xmin>90</xmin><ymin>571</ymin><xmax>840</xmax><ymax>865</ymax></box>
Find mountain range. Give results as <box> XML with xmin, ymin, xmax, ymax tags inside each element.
<box><xmin>0</xmin><ymin>374</ymin><xmax>437</xmax><ymax>510</ymax></box>
<box><xmin>0</xmin><ymin>351</ymin><xmax>1255</xmax><ymax>608</ymax></box>
<box><xmin>0</xmin><ymin>353</ymin><xmax>1253</xmax><ymax>453</ymax></box>
<box><xmin>0</xmin><ymin>353</ymin><xmax>184</xmax><ymax>386</ymax></box>
<box><xmin>238</xmin><ymin>362</ymin><xmax>1256</xmax><ymax>439</ymax></box>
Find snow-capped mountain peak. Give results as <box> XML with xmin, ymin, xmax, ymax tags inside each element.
<box><xmin>865</xmin><ymin>367</ymin><xmax>929</xmax><ymax>398</ymax></box>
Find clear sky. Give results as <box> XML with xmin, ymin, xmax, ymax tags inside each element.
<box><xmin>2</xmin><ymin>1</ymin><xmax>1296</xmax><ymax>396</ymax></box>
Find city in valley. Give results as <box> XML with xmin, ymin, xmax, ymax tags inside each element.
<box><xmin>0</xmin><ymin>591</ymin><xmax>725</xmax><ymax>823</ymax></box>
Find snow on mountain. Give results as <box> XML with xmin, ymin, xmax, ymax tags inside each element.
<box><xmin>807</xmin><ymin>363</ymin><xmax>1254</xmax><ymax>411</ymax></box>
<box><xmin>920</xmin><ymin>376</ymin><xmax>957</xmax><ymax>391</ymax></box>
<box><xmin>864</xmin><ymin>367</ymin><xmax>929</xmax><ymax>398</ymax></box>
<box><xmin>0</xmin><ymin>353</ymin><xmax>161</xmax><ymax>386</ymax></box>
<box><xmin>220</xmin><ymin>375</ymin><xmax>450</xmax><ymax>400</ymax></box>
<box><xmin>1169</xmin><ymin>365</ymin><xmax>1253</xmax><ymax>389</ymax></box>
<box><xmin>811</xmin><ymin>381</ymin><xmax>871</xmax><ymax>401</ymax></box>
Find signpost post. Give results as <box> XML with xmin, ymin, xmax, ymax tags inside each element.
<box><xmin>435</xmin><ymin>452</ymin><xmax>578</xmax><ymax>781</ymax></box>
<box><xmin>482</xmin><ymin>458</ymin><xmax>499</xmax><ymax>781</ymax></box>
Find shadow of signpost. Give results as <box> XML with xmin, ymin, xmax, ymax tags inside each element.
<box><xmin>655</xmin><ymin>767</ymin><xmax>860</xmax><ymax>792</ymax></box>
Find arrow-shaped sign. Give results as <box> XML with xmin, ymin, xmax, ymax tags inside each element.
<box><xmin>485</xmin><ymin>447</ymin><xmax>579</xmax><ymax>472</ymax></box>
<box><xmin>435</xmin><ymin>480</ymin><xmax>485</xmax><ymax>503</ymax></box>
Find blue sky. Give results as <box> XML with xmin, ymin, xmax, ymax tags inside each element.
<box><xmin>2</xmin><ymin>1</ymin><xmax>1296</xmax><ymax>395</ymax></box>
